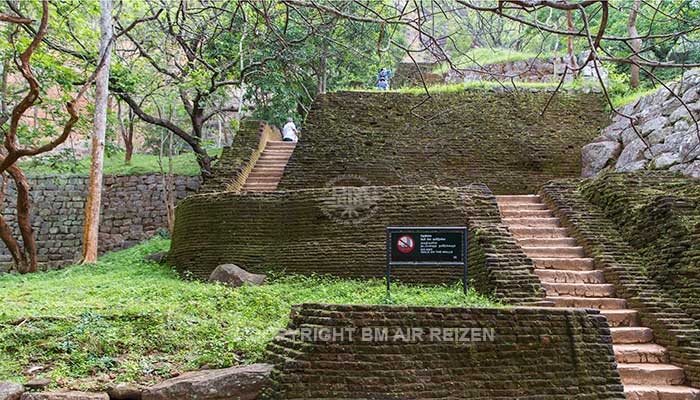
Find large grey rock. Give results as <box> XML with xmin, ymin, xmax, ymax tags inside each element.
<box><xmin>680</xmin><ymin>134</ymin><xmax>700</xmax><ymax>161</ymax></box>
<box><xmin>106</xmin><ymin>383</ymin><xmax>142</xmax><ymax>400</ymax></box>
<box><xmin>142</xmin><ymin>364</ymin><xmax>273</xmax><ymax>400</ymax></box>
<box><xmin>209</xmin><ymin>265</ymin><xmax>266</xmax><ymax>287</ymax></box>
<box><xmin>684</xmin><ymin>161</ymin><xmax>700</xmax><ymax>178</ymax></box>
<box><xmin>20</xmin><ymin>392</ymin><xmax>108</xmax><ymax>400</ymax></box>
<box><xmin>0</xmin><ymin>382</ymin><xmax>23</xmax><ymax>400</ymax></box>
<box><xmin>653</xmin><ymin>153</ymin><xmax>681</xmax><ymax>169</ymax></box>
<box><xmin>581</xmin><ymin>141</ymin><xmax>621</xmax><ymax>177</ymax></box>
<box><xmin>615</xmin><ymin>139</ymin><xmax>648</xmax><ymax>171</ymax></box>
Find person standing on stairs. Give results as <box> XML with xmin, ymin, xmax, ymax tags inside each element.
<box><xmin>282</xmin><ymin>117</ymin><xmax>299</xmax><ymax>142</ymax></box>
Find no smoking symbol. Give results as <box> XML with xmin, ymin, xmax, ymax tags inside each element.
<box><xmin>397</xmin><ymin>235</ymin><xmax>415</xmax><ymax>253</ymax></box>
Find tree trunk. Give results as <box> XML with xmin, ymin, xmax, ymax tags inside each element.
<box><xmin>0</xmin><ymin>167</ymin><xmax>35</xmax><ymax>273</ymax></box>
<box><xmin>82</xmin><ymin>0</ymin><xmax>113</xmax><ymax>263</ymax></box>
<box><xmin>628</xmin><ymin>0</ymin><xmax>642</xmax><ymax>89</ymax></box>
<box><xmin>117</xmin><ymin>100</ymin><xmax>134</xmax><ymax>164</ymax></box>
<box><xmin>567</xmin><ymin>10</ymin><xmax>579</xmax><ymax>77</ymax></box>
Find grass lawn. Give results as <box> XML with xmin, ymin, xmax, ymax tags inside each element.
<box><xmin>18</xmin><ymin>148</ymin><xmax>223</xmax><ymax>177</ymax></box>
<box><xmin>0</xmin><ymin>239</ymin><xmax>498</xmax><ymax>391</ymax></box>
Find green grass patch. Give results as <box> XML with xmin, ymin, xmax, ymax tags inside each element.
<box><xmin>433</xmin><ymin>48</ymin><xmax>556</xmax><ymax>74</ymax></box>
<box><xmin>0</xmin><ymin>239</ymin><xmax>498</xmax><ymax>390</ymax></box>
<box><xmin>609</xmin><ymin>86</ymin><xmax>658</xmax><ymax>109</ymax></box>
<box><xmin>18</xmin><ymin>149</ymin><xmax>223</xmax><ymax>177</ymax></box>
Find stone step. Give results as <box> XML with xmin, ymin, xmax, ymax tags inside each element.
<box><xmin>501</xmin><ymin>209</ymin><xmax>553</xmax><ymax>218</ymax></box>
<box><xmin>535</xmin><ymin>269</ymin><xmax>605</xmax><ymax>284</ymax></box>
<box><xmin>615</xmin><ymin>344</ymin><xmax>669</xmax><ymax>363</ymax></box>
<box><xmin>547</xmin><ymin>296</ymin><xmax>628</xmax><ymax>309</ymax></box>
<box><xmin>503</xmin><ymin>217</ymin><xmax>560</xmax><ymax>227</ymax></box>
<box><xmin>618</xmin><ymin>364</ymin><xmax>687</xmax><ymax>386</ymax></box>
<box><xmin>624</xmin><ymin>385</ymin><xmax>700</xmax><ymax>400</ymax></box>
<box><xmin>600</xmin><ymin>309</ymin><xmax>641</xmax><ymax>327</ymax></box>
<box><xmin>245</xmin><ymin>176</ymin><xmax>281</xmax><ymax>182</ymax></box>
<box><xmin>509</xmin><ymin>227</ymin><xmax>569</xmax><ymax>238</ymax></box>
<box><xmin>522</xmin><ymin>246</ymin><xmax>585</xmax><ymax>258</ymax></box>
<box><xmin>517</xmin><ymin>237</ymin><xmax>578</xmax><ymax>247</ymax></box>
<box><xmin>532</xmin><ymin>257</ymin><xmax>594</xmax><ymax>271</ymax></box>
<box><xmin>248</xmin><ymin>174</ymin><xmax>284</xmax><ymax>180</ymax></box>
<box><xmin>251</xmin><ymin>165</ymin><xmax>287</xmax><ymax>170</ymax></box>
<box><xmin>542</xmin><ymin>282</ymin><xmax>615</xmax><ymax>297</ymax></box>
<box><xmin>611</xmin><ymin>327</ymin><xmax>654</xmax><ymax>344</ymax></box>
<box><xmin>499</xmin><ymin>203</ymin><xmax>549</xmax><ymax>211</ymax></box>
<box><xmin>495</xmin><ymin>195</ymin><xmax>542</xmax><ymax>204</ymax></box>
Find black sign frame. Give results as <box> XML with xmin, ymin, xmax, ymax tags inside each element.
<box><xmin>385</xmin><ymin>226</ymin><xmax>468</xmax><ymax>295</ymax></box>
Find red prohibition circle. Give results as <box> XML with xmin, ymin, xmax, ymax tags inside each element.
<box><xmin>396</xmin><ymin>235</ymin><xmax>415</xmax><ymax>254</ymax></box>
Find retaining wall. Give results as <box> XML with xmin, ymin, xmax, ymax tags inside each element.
<box><xmin>167</xmin><ymin>185</ymin><xmax>545</xmax><ymax>304</ymax></box>
<box><xmin>277</xmin><ymin>90</ymin><xmax>608</xmax><ymax>194</ymax></box>
<box><xmin>0</xmin><ymin>174</ymin><xmax>200</xmax><ymax>270</ymax></box>
<box><xmin>541</xmin><ymin>174</ymin><xmax>700</xmax><ymax>387</ymax></box>
<box><xmin>263</xmin><ymin>303</ymin><xmax>625</xmax><ymax>399</ymax></box>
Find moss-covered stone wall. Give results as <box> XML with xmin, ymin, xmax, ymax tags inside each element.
<box><xmin>278</xmin><ymin>90</ymin><xmax>608</xmax><ymax>194</ymax></box>
<box><xmin>167</xmin><ymin>185</ymin><xmax>544</xmax><ymax>304</ymax></box>
<box><xmin>579</xmin><ymin>171</ymin><xmax>700</xmax><ymax>321</ymax></box>
<box><xmin>263</xmin><ymin>303</ymin><xmax>625</xmax><ymax>399</ymax></box>
<box><xmin>199</xmin><ymin>120</ymin><xmax>264</xmax><ymax>194</ymax></box>
<box><xmin>540</xmin><ymin>175</ymin><xmax>700</xmax><ymax>387</ymax></box>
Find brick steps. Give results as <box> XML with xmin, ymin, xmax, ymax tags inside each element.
<box><xmin>600</xmin><ymin>309</ymin><xmax>641</xmax><ymax>328</ymax></box>
<box><xmin>497</xmin><ymin>194</ymin><xmax>697</xmax><ymax>398</ymax></box>
<box><xmin>532</xmin><ymin>257</ymin><xmax>594</xmax><ymax>271</ymax></box>
<box><xmin>619</xmin><ymin>364</ymin><xmax>687</xmax><ymax>386</ymax></box>
<box><xmin>523</xmin><ymin>246</ymin><xmax>585</xmax><ymax>257</ymax></box>
<box><xmin>615</xmin><ymin>344</ymin><xmax>669</xmax><ymax>364</ymax></box>
<box><xmin>542</xmin><ymin>282</ymin><xmax>615</xmax><ymax>297</ymax></box>
<box><xmin>534</xmin><ymin>269</ymin><xmax>605</xmax><ymax>284</ymax></box>
<box><xmin>624</xmin><ymin>385</ymin><xmax>700</xmax><ymax>400</ymax></box>
<box><xmin>241</xmin><ymin>141</ymin><xmax>295</xmax><ymax>192</ymax></box>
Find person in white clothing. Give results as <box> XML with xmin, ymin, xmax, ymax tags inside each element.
<box><xmin>282</xmin><ymin>117</ymin><xmax>298</xmax><ymax>142</ymax></box>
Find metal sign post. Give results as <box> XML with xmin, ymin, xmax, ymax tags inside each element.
<box><xmin>386</xmin><ymin>227</ymin><xmax>468</xmax><ymax>295</ymax></box>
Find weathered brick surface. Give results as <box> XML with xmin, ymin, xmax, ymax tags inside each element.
<box><xmin>540</xmin><ymin>175</ymin><xmax>700</xmax><ymax>387</ymax></box>
<box><xmin>277</xmin><ymin>90</ymin><xmax>608</xmax><ymax>194</ymax></box>
<box><xmin>200</xmin><ymin>119</ymin><xmax>263</xmax><ymax>194</ymax></box>
<box><xmin>263</xmin><ymin>303</ymin><xmax>625</xmax><ymax>399</ymax></box>
<box><xmin>167</xmin><ymin>184</ymin><xmax>545</xmax><ymax>304</ymax></box>
<box><xmin>0</xmin><ymin>174</ymin><xmax>200</xmax><ymax>270</ymax></box>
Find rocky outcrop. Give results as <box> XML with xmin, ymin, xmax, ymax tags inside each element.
<box><xmin>142</xmin><ymin>364</ymin><xmax>273</xmax><ymax>400</ymax></box>
<box><xmin>0</xmin><ymin>382</ymin><xmax>24</xmax><ymax>400</ymax></box>
<box><xmin>208</xmin><ymin>264</ymin><xmax>266</xmax><ymax>287</ymax></box>
<box><xmin>582</xmin><ymin>69</ymin><xmax>700</xmax><ymax>178</ymax></box>
<box><xmin>20</xmin><ymin>392</ymin><xmax>108</xmax><ymax>400</ymax></box>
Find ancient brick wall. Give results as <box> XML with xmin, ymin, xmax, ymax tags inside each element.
<box><xmin>277</xmin><ymin>90</ymin><xmax>608</xmax><ymax>194</ymax></box>
<box><xmin>540</xmin><ymin>175</ymin><xmax>700</xmax><ymax>387</ymax></box>
<box><xmin>167</xmin><ymin>184</ymin><xmax>545</xmax><ymax>304</ymax></box>
<box><xmin>0</xmin><ymin>174</ymin><xmax>200</xmax><ymax>271</ymax></box>
<box><xmin>263</xmin><ymin>303</ymin><xmax>625</xmax><ymax>399</ymax></box>
<box><xmin>199</xmin><ymin>120</ymin><xmax>265</xmax><ymax>194</ymax></box>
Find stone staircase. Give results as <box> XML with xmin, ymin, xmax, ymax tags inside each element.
<box><xmin>496</xmin><ymin>194</ymin><xmax>700</xmax><ymax>400</ymax></box>
<box><xmin>241</xmin><ymin>141</ymin><xmax>295</xmax><ymax>192</ymax></box>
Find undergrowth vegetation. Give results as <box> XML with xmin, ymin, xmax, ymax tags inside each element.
<box><xmin>18</xmin><ymin>149</ymin><xmax>223</xmax><ymax>176</ymax></box>
<box><xmin>0</xmin><ymin>239</ymin><xmax>497</xmax><ymax>390</ymax></box>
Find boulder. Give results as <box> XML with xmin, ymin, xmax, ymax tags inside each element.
<box><xmin>143</xmin><ymin>252</ymin><xmax>167</xmax><ymax>264</ymax></box>
<box><xmin>0</xmin><ymin>382</ymin><xmax>24</xmax><ymax>400</ymax></box>
<box><xmin>142</xmin><ymin>364</ymin><xmax>273</xmax><ymax>400</ymax></box>
<box><xmin>208</xmin><ymin>265</ymin><xmax>266</xmax><ymax>287</ymax></box>
<box><xmin>653</xmin><ymin>153</ymin><xmax>681</xmax><ymax>169</ymax></box>
<box><xmin>581</xmin><ymin>141</ymin><xmax>621</xmax><ymax>177</ymax></box>
<box><xmin>684</xmin><ymin>161</ymin><xmax>700</xmax><ymax>178</ymax></box>
<box><xmin>615</xmin><ymin>139</ymin><xmax>648</xmax><ymax>172</ymax></box>
<box><xmin>23</xmin><ymin>379</ymin><xmax>51</xmax><ymax>392</ymax></box>
<box><xmin>20</xmin><ymin>392</ymin><xmax>108</xmax><ymax>400</ymax></box>
<box><xmin>106</xmin><ymin>383</ymin><xmax>142</xmax><ymax>400</ymax></box>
